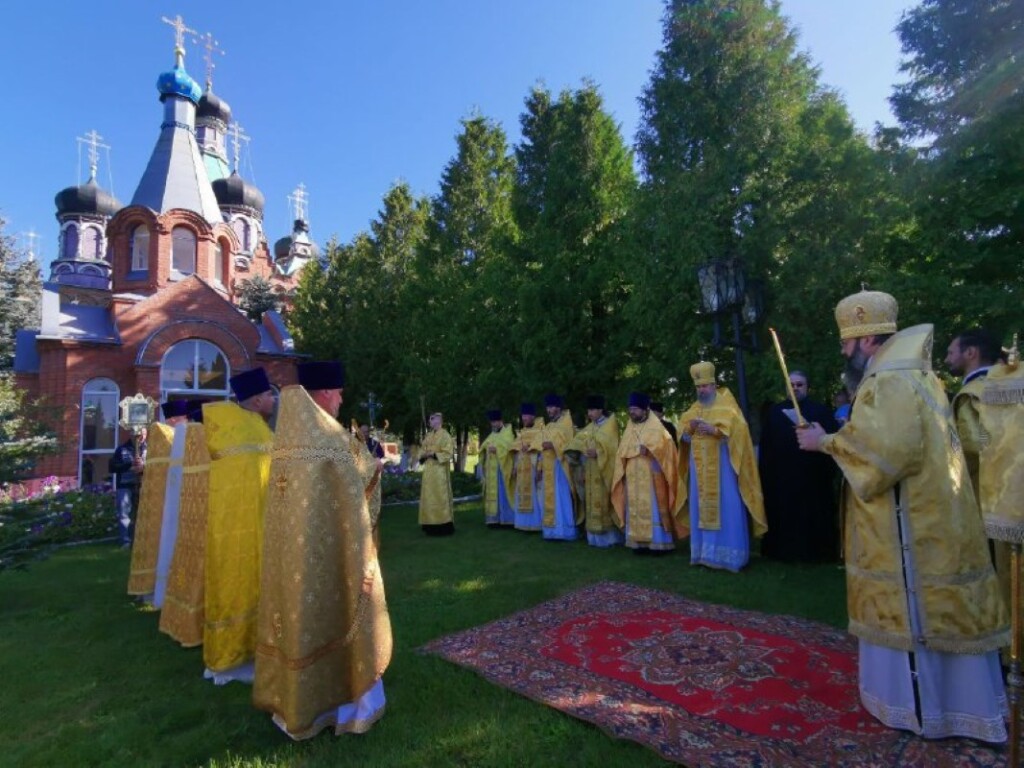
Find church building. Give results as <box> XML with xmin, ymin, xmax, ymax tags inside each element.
<box><xmin>14</xmin><ymin>17</ymin><xmax>315</xmax><ymax>487</ymax></box>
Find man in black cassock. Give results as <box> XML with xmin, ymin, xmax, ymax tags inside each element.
<box><xmin>758</xmin><ymin>370</ymin><xmax>839</xmax><ymax>562</ymax></box>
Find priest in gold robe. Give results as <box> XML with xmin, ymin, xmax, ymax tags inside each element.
<box><xmin>568</xmin><ymin>395</ymin><xmax>622</xmax><ymax>547</ymax></box>
<box><xmin>159</xmin><ymin>413</ymin><xmax>211</xmax><ymax>647</ymax></box>
<box><xmin>510</xmin><ymin>403</ymin><xmax>543</xmax><ymax>531</ymax></box>
<box><xmin>127</xmin><ymin>414</ymin><xmax>177</xmax><ymax>603</ymax></box>
<box><xmin>254</xmin><ymin>360</ymin><xmax>392</xmax><ymax>739</ymax></box>
<box><xmin>611</xmin><ymin>392</ymin><xmax>677</xmax><ymax>552</ymax></box>
<box><xmin>201</xmin><ymin>368</ymin><xmax>275</xmax><ymax>686</ymax></box>
<box><xmin>536</xmin><ymin>393</ymin><xmax>578</xmax><ymax>541</ymax></box>
<box><xmin>674</xmin><ymin>362</ymin><xmax>766</xmax><ymax>572</ymax></box>
<box><xmin>153</xmin><ymin>400</ymin><xmax>191</xmax><ymax>609</ymax></box>
<box><xmin>479</xmin><ymin>409</ymin><xmax>514</xmax><ymax>527</ymax></box>
<box><xmin>796</xmin><ymin>290</ymin><xmax>1009</xmax><ymax>742</ymax></box>
<box><xmin>419</xmin><ymin>412</ymin><xmax>455</xmax><ymax>535</ymax></box>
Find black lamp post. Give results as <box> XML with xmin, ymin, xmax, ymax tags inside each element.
<box><xmin>695</xmin><ymin>257</ymin><xmax>764</xmax><ymax>419</ymax></box>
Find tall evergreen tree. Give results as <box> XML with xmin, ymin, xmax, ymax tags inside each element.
<box><xmin>512</xmin><ymin>83</ymin><xmax>637</xmax><ymax>412</ymax></box>
<box><xmin>0</xmin><ymin>219</ymin><xmax>42</xmax><ymax>371</ymax></box>
<box><xmin>632</xmin><ymin>0</ymin><xmax>897</xmax><ymax>410</ymax></box>
<box><xmin>404</xmin><ymin>115</ymin><xmax>518</xmax><ymax>451</ymax></box>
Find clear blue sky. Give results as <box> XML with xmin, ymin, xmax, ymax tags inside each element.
<box><xmin>0</xmin><ymin>0</ymin><xmax>913</xmax><ymax>262</ymax></box>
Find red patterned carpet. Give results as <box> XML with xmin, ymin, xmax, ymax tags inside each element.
<box><xmin>420</xmin><ymin>581</ymin><xmax>1010</xmax><ymax>767</ymax></box>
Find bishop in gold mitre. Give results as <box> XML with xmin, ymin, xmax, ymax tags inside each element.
<box><xmin>795</xmin><ymin>289</ymin><xmax>1008</xmax><ymax>742</ymax></box>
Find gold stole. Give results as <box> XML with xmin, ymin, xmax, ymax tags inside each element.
<box><xmin>512</xmin><ymin>420</ymin><xmax>543</xmax><ymax>512</ymax></box>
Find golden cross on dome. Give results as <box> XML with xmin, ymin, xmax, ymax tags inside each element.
<box><xmin>195</xmin><ymin>31</ymin><xmax>225</xmax><ymax>92</ymax></box>
<box><xmin>161</xmin><ymin>14</ymin><xmax>197</xmax><ymax>62</ymax></box>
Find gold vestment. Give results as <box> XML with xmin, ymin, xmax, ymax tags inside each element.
<box><xmin>253</xmin><ymin>385</ymin><xmax>392</xmax><ymax>739</ymax></box>
<box><xmin>536</xmin><ymin>412</ymin><xmax>577</xmax><ymax>526</ymax></box>
<box><xmin>674</xmin><ymin>388</ymin><xmax>766</xmax><ymax>538</ymax></box>
<box><xmin>202</xmin><ymin>403</ymin><xmax>273</xmax><ymax>672</ymax></box>
<box><xmin>159</xmin><ymin>423</ymin><xmax>211</xmax><ymax>647</ymax></box>
<box><xmin>611</xmin><ymin>415</ymin><xmax>677</xmax><ymax>544</ymax></box>
<box><xmin>509</xmin><ymin>418</ymin><xmax>543</xmax><ymax>520</ymax></box>
<box><xmin>480</xmin><ymin>424</ymin><xmax>514</xmax><ymax>521</ymax></box>
<box><xmin>820</xmin><ymin>325</ymin><xmax>1008</xmax><ymax>653</ymax></box>
<box><xmin>568</xmin><ymin>416</ymin><xmax>620</xmax><ymax>534</ymax></box>
<box><xmin>418</xmin><ymin>428</ymin><xmax>454</xmax><ymax>526</ymax></box>
<box><xmin>127</xmin><ymin>422</ymin><xmax>174</xmax><ymax>596</ymax></box>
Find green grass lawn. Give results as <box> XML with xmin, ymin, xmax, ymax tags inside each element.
<box><xmin>0</xmin><ymin>502</ymin><xmax>847</xmax><ymax>767</ymax></box>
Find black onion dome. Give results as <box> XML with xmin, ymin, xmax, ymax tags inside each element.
<box><xmin>197</xmin><ymin>90</ymin><xmax>232</xmax><ymax>124</ymax></box>
<box><xmin>212</xmin><ymin>172</ymin><xmax>265</xmax><ymax>214</ymax></box>
<box><xmin>273</xmin><ymin>235</ymin><xmax>292</xmax><ymax>260</ymax></box>
<box><xmin>54</xmin><ymin>180</ymin><xmax>122</xmax><ymax>218</ymax></box>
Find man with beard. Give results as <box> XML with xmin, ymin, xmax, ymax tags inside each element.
<box><xmin>568</xmin><ymin>395</ymin><xmax>622</xmax><ymax>547</ymax></box>
<box><xmin>945</xmin><ymin>328</ymin><xmax>1002</xmax><ymax>499</ymax></box>
<box><xmin>479</xmin><ymin>409</ymin><xmax>515</xmax><ymax>527</ymax></box>
<box><xmin>536</xmin><ymin>393</ymin><xmax>579</xmax><ymax>540</ymax></box>
<box><xmin>758</xmin><ymin>370</ymin><xmax>839</xmax><ymax>562</ymax></box>
<box><xmin>674</xmin><ymin>362</ymin><xmax>766</xmax><ymax>571</ymax></box>
<box><xmin>611</xmin><ymin>392</ymin><xmax>677</xmax><ymax>552</ymax></box>
<box><xmin>796</xmin><ymin>290</ymin><xmax>1008</xmax><ymax>742</ymax></box>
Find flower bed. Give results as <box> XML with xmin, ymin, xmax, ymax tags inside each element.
<box><xmin>0</xmin><ymin>484</ymin><xmax>116</xmax><ymax>572</ymax></box>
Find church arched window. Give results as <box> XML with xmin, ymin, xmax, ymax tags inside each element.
<box><xmin>62</xmin><ymin>224</ymin><xmax>79</xmax><ymax>260</ymax></box>
<box><xmin>82</xmin><ymin>225</ymin><xmax>102</xmax><ymax>260</ymax></box>
<box><xmin>79</xmin><ymin>377</ymin><xmax>119</xmax><ymax>486</ymax></box>
<box><xmin>130</xmin><ymin>225</ymin><xmax>149</xmax><ymax>272</ymax></box>
<box><xmin>171</xmin><ymin>226</ymin><xmax>197</xmax><ymax>275</ymax></box>
<box><xmin>160</xmin><ymin>339</ymin><xmax>230</xmax><ymax>403</ymax></box>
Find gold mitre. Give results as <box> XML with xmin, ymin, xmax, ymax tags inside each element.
<box><xmin>690</xmin><ymin>361</ymin><xmax>716</xmax><ymax>386</ymax></box>
<box><xmin>834</xmin><ymin>290</ymin><xmax>898</xmax><ymax>340</ymax></box>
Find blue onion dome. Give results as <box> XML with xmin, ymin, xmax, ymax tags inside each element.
<box><xmin>198</xmin><ymin>91</ymin><xmax>232</xmax><ymax>124</ymax></box>
<box><xmin>55</xmin><ymin>179</ymin><xmax>122</xmax><ymax>218</ymax></box>
<box><xmin>212</xmin><ymin>172</ymin><xmax>264</xmax><ymax>214</ymax></box>
<box><xmin>157</xmin><ymin>63</ymin><xmax>202</xmax><ymax>104</ymax></box>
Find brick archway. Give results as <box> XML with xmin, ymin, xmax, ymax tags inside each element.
<box><xmin>135</xmin><ymin>320</ymin><xmax>252</xmax><ymax>373</ymax></box>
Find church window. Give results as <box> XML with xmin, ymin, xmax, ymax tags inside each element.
<box><xmin>215</xmin><ymin>240</ymin><xmax>226</xmax><ymax>283</ymax></box>
<box><xmin>232</xmin><ymin>217</ymin><xmax>251</xmax><ymax>252</ymax></box>
<box><xmin>82</xmin><ymin>225</ymin><xmax>102</xmax><ymax>260</ymax></box>
<box><xmin>62</xmin><ymin>224</ymin><xmax>79</xmax><ymax>260</ymax></box>
<box><xmin>79</xmin><ymin>377</ymin><xmax>119</xmax><ymax>486</ymax></box>
<box><xmin>160</xmin><ymin>339</ymin><xmax>230</xmax><ymax>403</ymax></box>
<box><xmin>130</xmin><ymin>225</ymin><xmax>149</xmax><ymax>271</ymax></box>
<box><xmin>171</xmin><ymin>226</ymin><xmax>197</xmax><ymax>275</ymax></box>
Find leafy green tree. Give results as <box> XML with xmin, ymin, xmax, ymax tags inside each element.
<box><xmin>0</xmin><ymin>374</ymin><xmax>58</xmax><ymax>484</ymax></box>
<box><xmin>884</xmin><ymin>0</ymin><xmax>1024</xmax><ymax>342</ymax></box>
<box><xmin>234</xmin><ymin>275</ymin><xmax>279</xmax><ymax>322</ymax></box>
